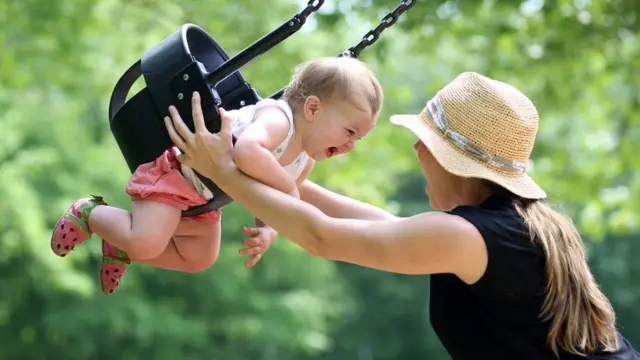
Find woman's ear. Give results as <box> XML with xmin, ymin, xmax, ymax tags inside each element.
<box><xmin>303</xmin><ymin>96</ymin><xmax>321</xmax><ymax>122</ymax></box>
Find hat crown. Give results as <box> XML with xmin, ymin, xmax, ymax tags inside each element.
<box><xmin>431</xmin><ymin>72</ymin><xmax>539</xmax><ymax>164</ymax></box>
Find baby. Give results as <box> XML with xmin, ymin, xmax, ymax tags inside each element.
<box><xmin>50</xmin><ymin>56</ymin><xmax>383</xmax><ymax>294</ymax></box>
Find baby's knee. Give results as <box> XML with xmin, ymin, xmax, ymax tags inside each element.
<box><xmin>127</xmin><ymin>234</ymin><xmax>168</xmax><ymax>260</ymax></box>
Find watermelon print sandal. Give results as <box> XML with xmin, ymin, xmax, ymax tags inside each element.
<box><xmin>51</xmin><ymin>195</ymin><xmax>107</xmax><ymax>257</ymax></box>
<box><xmin>100</xmin><ymin>239</ymin><xmax>130</xmax><ymax>295</ymax></box>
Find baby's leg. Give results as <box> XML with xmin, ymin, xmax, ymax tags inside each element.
<box><xmin>99</xmin><ymin>210</ymin><xmax>221</xmax><ymax>294</ymax></box>
<box><xmin>173</xmin><ymin>217</ymin><xmax>222</xmax><ymax>271</ymax></box>
<box><xmin>137</xmin><ymin>217</ymin><xmax>222</xmax><ymax>273</ymax></box>
<box><xmin>89</xmin><ymin>200</ymin><xmax>181</xmax><ymax>260</ymax></box>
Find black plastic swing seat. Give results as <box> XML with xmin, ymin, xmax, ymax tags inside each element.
<box><xmin>108</xmin><ymin>24</ymin><xmax>261</xmax><ymax>215</ymax></box>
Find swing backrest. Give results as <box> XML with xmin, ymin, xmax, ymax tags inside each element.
<box><xmin>108</xmin><ymin>25</ymin><xmax>261</xmax><ymax>212</ymax></box>
<box><xmin>107</xmin><ymin>1</ymin><xmax>413</xmax><ymax>214</ymax></box>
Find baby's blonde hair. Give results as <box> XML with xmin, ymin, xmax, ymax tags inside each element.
<box><xmin>282</xmin><ymin>57</ymin><xmax>383</xmax><ymax>117</ymax></box>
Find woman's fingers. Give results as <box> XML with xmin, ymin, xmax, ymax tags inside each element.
<box><xmin>191</xmin><ymin>91</ymin><xmax>207</xmax><ymax>134</ymax></box>
<box><xmin>218</xmin><ymin>107</ymin><xmax>234</xmax><ymax>139</ymax></box>
<box><xmin>164</xmin><ymin>92</ymin><xmax>237</xmax><ymax>174</ymax></box>
<box><xmin>164</xmin><ymin>116</ymin><xmax>187</xmax><ymax>151</ymax></box>
<box><xmin>167</xmin><ymin>105</ymin><xmax>194</xmax><ymax>148</ymax></box>
<box><xmin>175</xmin><ymin>152</ymin><xmax>191</xmax><ymax>166</ymax></box>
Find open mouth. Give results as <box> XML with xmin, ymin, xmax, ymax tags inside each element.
<box><xmin>326</xmin><ymin>147</ymin><xmax>338</xmax><ymax>158</ymax></box>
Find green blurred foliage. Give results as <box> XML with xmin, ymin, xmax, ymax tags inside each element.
<box><xmin>1</xmin><ymin>0</ymin><xmax>639</xmax><ymax>359</ymax></box>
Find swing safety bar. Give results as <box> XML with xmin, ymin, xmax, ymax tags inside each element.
<box><xmin>107</xmin><ymin>0</ymin><xmax>415</xmax><ymax>215</ymax></box>
<box><xmin>204</xmin><ymin>0</ymin><xmax>325</xmax><ymax>86</ymax></box>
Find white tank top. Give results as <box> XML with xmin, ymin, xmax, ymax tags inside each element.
<box><xmin>181</xmin><ymin>99</ymin><xmax>310</xmax><ymax>200</ymax></box>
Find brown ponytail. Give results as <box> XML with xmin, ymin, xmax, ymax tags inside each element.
<box><xmin>513</xmin><ymin>198</ymin><xmax>618</xmax><ymax>356</ymax></box>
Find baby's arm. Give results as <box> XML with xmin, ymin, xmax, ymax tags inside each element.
<box><xmin>253</xmin><ymin>159</ymin><xmax>315</xmax><ymax>228</ymax></box>
<box><xmin>232</xmin><ymin>105</ymin><xmax>298</xmax><ymax>197</ymax></box>
<box><xmin>295</xmin><ymin>158</ymin><xmax>316</xmax><ymax>187</ymax></box>
<box><xmin>233</xmin><ymin>105</ymin><xmax>299</xmax><ymax>253</ymax></box>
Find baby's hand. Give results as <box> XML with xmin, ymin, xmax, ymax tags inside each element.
<box><xmin>238</xmin><ymin>226</ymin><xmax>278</xmax><ymax>268</ymax></box>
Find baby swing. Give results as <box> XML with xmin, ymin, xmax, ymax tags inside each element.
<box><xmin>108</xmin><ymin>0</ymin><xmax>415</xmax><ymax>217</ymax></box>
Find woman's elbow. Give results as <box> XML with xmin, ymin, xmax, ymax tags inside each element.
<box><xmin>299</xmin><ymin>235</ymin><xmax>332</xmax><ymax>260</ymax></box>
<box><xmin>303</xmin><ymin>217</ymin><xmax>335</xmax><ymax>259</ymax></box>
<box><xmin>300</xmin><ymin>237</ymin><xmax>322</xmax><ymax>258</ymax></box>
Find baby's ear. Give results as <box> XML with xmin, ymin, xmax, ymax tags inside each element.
<box><xmin>303</xmin><ymin>96</ymin><xmax>321</xmax><ymax>121</ymax></box>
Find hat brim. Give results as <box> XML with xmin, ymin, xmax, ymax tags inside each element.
<box><xmin>390</xmin><ymin>114</ymin><xmax>547</xmax><ymax>200</ymax></box>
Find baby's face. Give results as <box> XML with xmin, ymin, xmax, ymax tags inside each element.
<box><xmin>301</xmin><ymin>96</ymin><xmax>377</xmax><ymax>161</ymax></box>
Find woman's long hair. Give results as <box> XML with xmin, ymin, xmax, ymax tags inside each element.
<box><xmin>514</xmin><ymin>197</ymin><xmax>618</xmax><ymax>357</ymax></box>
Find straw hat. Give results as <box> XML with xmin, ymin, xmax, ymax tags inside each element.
<box><xmin>390</xmin><ymin>72</ymin><xmax>546</xmax><ymax>199</ymax></box>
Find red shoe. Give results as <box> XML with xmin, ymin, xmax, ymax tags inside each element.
<box><xmin>100</xmin><ymin>239</ymin><xmax>130</xmax><ymax>295</ymax></box>
<box><xmin>51</xmin><ymin>195</ymin><xmax>106</xmax><ymax>257</ymax></box>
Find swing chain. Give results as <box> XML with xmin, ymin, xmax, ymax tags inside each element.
<box><xmin>298</xmin><ymin>0</ymin><xmax>325</xmax><ymax>22</ymax></box>
<box><xmin>343</xmin><ymin>0</ymin><xmax>415</xmax><ymax>58</ymax></box>
<box><xmin>268</xmin><ymin>0</ymin><xmax>413</xmax><ymax>99</ymax></box>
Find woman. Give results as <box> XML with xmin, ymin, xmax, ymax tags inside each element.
<box><xmin>165</xmin><ymin>72</ymin><xmax>639</xmax><ymax>359</ymax></box>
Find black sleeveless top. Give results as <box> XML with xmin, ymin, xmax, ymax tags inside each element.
<box><xmin>430</xmin><ymin>192</ymin><xmax>639</xmax><ymax>360</ymax></box>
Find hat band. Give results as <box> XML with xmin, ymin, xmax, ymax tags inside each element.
<box><xmin>425</xmin><ymin>96</ymin><xmax>527</xmax><ymax>175</ymax></box>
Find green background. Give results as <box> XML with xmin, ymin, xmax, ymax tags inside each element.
<box><xmin>1</xmin><ymin>0</ymin><xmax>639</xmax><ymax>359</ymax></box>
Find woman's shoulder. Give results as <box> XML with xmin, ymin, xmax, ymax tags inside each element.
<box><xmin>446</xmin><ymin>191</ymin><xmax>547</xmax><ymax>297</ymax></box>
<box><xmin>447</xmin><ymin>191</ymin><xmax>533</xmax><ymax>246</ymax></box>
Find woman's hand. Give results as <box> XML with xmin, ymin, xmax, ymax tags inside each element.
<box><xmin>163</xmin><ymin>91</ymin><xmax>235</xmax><ymax>180</ymax></box>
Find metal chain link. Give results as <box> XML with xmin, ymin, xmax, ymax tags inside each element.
<box><xmin>341</xmin><ymin>0</ymin><xmax>415</xmax><ymax>58</ymax></box>
<box><xmin>297</xmin><ymin>0</ymin><xmax>325</xmax><ymax>23</ymax></box>
<box><xmin>269</xmin><ymin>0</ymin><xmax>414</xmax><ymax>99</ymax></box>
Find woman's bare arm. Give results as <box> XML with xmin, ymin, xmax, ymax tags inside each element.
<box><xmin>213</xmin><ymin>166</ymin><xmax>487</xmax><ymax>281</ymax></box>
<box><xmin>298</xmin><ymin>180</ymin><xmax>398</xmax><ymax>221</ymax></box>
<box><xmin>165</xmin><ymin>93</ymin><xmax>487</xmax><ymax>281</ymax></box>
<box><xmin>294</xmin><ymin>157</ymin><xmax>395</xmax><ymax>220</ymax></box>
